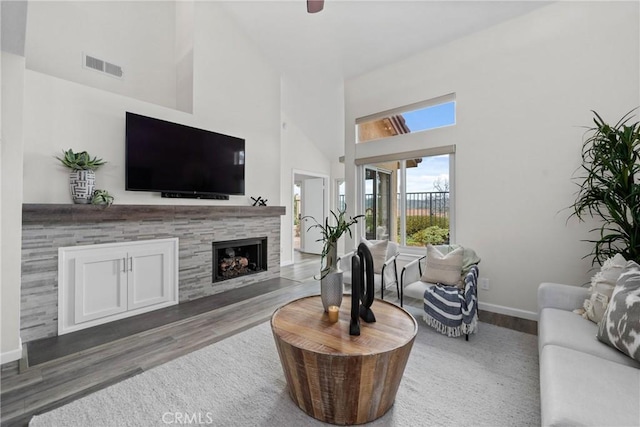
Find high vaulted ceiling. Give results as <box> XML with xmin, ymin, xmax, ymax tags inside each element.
<box><xmin>220</xmin><ymin>0</ymin><xmax>551</xmax><ymax>82</ymax></box>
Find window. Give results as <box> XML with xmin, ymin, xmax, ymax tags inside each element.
<box><xmin>356</xmin><ymin>94</ymin><xmax>455</xmax><ymax>144</ymax></box>
<box><xmin>361</xmin><ymin>153</ymin><xmax>452</xmax><ymax>247</ymax></box>
<box><xmin>401</xmin><ymin>155</ymin><xmax>450</xmax><ymax>246</ymax></box>
<box><xmin>337</xmin><ymin>179</ymin><xmax>346</xmax><ymax>211</ymax></box>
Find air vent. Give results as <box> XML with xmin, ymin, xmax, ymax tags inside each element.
<box><xmin>104</xmin><ymin>62</ymin><xmax>123</xmax><ymax>78</ymax></box>
<box><xmin>83</xmin><ymin>53</ymin><xmax>123</xmax><ymax>79</ymax></box>
<box><xmin>85</xmin><ymin>55</ymin><xmax>104</xmax><ymax>72</ymax></box>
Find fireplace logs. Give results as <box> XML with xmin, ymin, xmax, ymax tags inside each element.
<box><xmin>219</xmin><ymin>255</ymin><xmax>253</xmax><ymax>279</ymax></box>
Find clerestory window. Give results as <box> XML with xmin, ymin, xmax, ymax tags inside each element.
<box><xmin>356</xmin><ymin>94</ymin><xmax>455</xmax><ymax>144</ymax></box>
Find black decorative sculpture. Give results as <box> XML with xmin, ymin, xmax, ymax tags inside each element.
<box><xmin>350</xmin><ymin>254</ymin><xmax>362</xmax><ymax>336</ymax></box>
<box><xmin>350</xmin><ymin>242</ymin><xmax>376</xmax><ymax>336</ymax></box>
<box><xmin>251</xmin><ymin>196</ymin><xmax>268</xmax><ymax>206</ymax></box>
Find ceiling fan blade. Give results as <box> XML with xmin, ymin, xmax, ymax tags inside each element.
<box><xmin>307</xmin><ymin>0</ymin><xmax>324</xmax><ymax>14</ymax></box>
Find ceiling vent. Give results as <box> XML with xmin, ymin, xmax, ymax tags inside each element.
<box><xmin>83</xmin><ymin>53</ymin><xmax>123</xmax><ymax>78</ymax></box>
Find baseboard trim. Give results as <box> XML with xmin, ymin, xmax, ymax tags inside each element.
<box><xmin>1</xmin><ymin>338</ymin><xmax>23</xmax><ymax>364</ymax></box>
<box><xmin>479</xmin><ymin>302</ymin><xmax>538</xmax><ymax>321</ymax></box>
<box><xmin>280</xmin><ymin>260</ymin><xmax>294</xmax><ymax>267</ymax></box>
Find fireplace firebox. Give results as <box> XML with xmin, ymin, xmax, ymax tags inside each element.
<box><xmin>212</xmin><ymin>237</ymin><xmax>267</xmax><ymax>282</ymax></box>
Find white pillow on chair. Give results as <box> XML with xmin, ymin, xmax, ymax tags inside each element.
<box><xmin>360</xmin><ymin>238</ymin><xmax>388</xmax><ymax>274</ymax></box>
<box><xmin>421</xmin><ymin>244</ymin><xmax>463</xmax><ymax>286</ymax></box>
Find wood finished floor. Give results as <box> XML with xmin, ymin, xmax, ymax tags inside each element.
<box><xmin>0</xmin><ymin>253</ymin><xmax>320</xmax><ymax>427</ymax></box>
<box><xmin>0</xmin><ymin>251</ymin><xmax>536</xmax><ymax>426</ymax></box>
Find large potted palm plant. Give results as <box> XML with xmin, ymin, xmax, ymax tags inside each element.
<box><xmin>570</xmin><ymin>110</ymin><xmax>640</xmax><ymax>265</ymax></box>
<box><xmin>56</xmin><ymin>149</ymin><xmax>106</xmax><ymax>204</ymax></box>
<box><xmin>304</xmin><ymin>206</ymin><xmax>363</xmax><ymax>311</ymax></box>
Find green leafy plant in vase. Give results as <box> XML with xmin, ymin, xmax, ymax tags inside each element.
<box><xmin>56</xmin><ymin>149</ymin><xmax>106</xmax><ymax>204</ymax></box>
<box><xmin>304</xmin><ymin>206</ymin><xmax>363</xmax><ymax>311</ymax></box>
<box><xmin>569</xmin><ymin>110</ymin><xmax>640</xmax><ymax>264</ymax></box>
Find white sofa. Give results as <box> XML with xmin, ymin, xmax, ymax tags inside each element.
<box><xmin>537</xmin><ymin>282</ymin><xmax>640</xmax><ymax>426</ymax></box>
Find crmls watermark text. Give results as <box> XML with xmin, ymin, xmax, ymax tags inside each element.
<box><xmin>162</xmin><ymin>412</ymin><xmax>215</xmax><ymax>425</ymax></box>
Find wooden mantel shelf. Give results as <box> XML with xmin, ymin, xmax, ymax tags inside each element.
<box><xmin>22</xmin><ymin>203</ymin><xmax>286</xmax><ymax>224</ymax></box>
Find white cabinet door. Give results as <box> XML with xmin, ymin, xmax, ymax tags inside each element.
<box><xmin>59</xmin><ymin>238</ymin><xmax>178</xmax><ymax>335</ymax></box>
<box><xmin>74</xmin><ymin>249</ymin><xmax>128</xmax><ymax>324</ymax></box>
<box><xmin>127</xmin><ymin>241</ymin><xmax>175</xmax><ymax>310</ymax></box>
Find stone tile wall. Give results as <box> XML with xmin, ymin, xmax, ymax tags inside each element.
<box><xmin>21</xmin><ymin>206</ymin><xmax>283</xmax><ymax>342</ymax></box>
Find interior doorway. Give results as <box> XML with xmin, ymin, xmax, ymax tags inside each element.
<box><xmin>292</xmin><ymin>171</ymin><xmax>329</xmax><ymax>260</ymax></box>
<box><xmin>293</xmin><ymin>183</ymin><xmax>302</xmax><ymax>251</ymax></box>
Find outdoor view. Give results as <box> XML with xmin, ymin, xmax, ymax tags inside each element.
<box><xmin>358</xmin><ymin>97</ymin><xmax>455</xmax><ymax>247</ymax></box>
<box><xmin>364</xmin><ymin>155</ymin><xmax>450</xmax><ymax>247</ymax></box>
<box><xmin>300</xmin><ymin>96</ymin><xmax>455</xmax><ymax>250</ymax></box>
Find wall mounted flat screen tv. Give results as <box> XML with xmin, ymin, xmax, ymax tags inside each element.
<box><xmin>126</xmin><ymin>112</ymin><xmax>245</xmax><ymax>199</ymax></box>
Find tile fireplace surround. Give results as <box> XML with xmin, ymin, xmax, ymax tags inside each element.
<box><xmin>20</xmin><ymin>204</ymin><xmax>285</xmax><ymax>343</ymax></box>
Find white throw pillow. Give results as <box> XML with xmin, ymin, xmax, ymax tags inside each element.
<box><xmin>579</xmin><ymin>253</ymin><xmax>626</xmax><ymax>323</ymax></box>
<box><xmin>360</xmin><ymin>238</ymin><xmax>388</xmax><ymax>274</ymax></box>
<box><xmin>598</xmin><ymin>253</ymin><xmax>627</xmax><ymax>283</ymax></box>
<box><xmin>421</xmin><ymin>244</ymin><xmax>463</xmax><ymax>287</ymax></box>
<box><xmin>430</xmin><ymin>244</ymin><xmax>480</xmax><ymax>274</ymax></box>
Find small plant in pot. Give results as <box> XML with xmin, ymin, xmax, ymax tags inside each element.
<box><xmin>91</xmin><ymin>189</ymin><xmax>114</xmax><ymax>206</ymax></box>
<box><xmin>56</xmin><ymin>149</ymin><xmax>106</xmax><ymax>204</ymax></box>
<box><xmin>304</xmin><ymin>206</ymin><xmax>363</xmax><ymax>311</ymax></box>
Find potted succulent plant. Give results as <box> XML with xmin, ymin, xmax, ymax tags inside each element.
<box><xmin>304</xmin><ymin>206</ymin><xmax>363</xmax><ymax>311</ymax></box>
<box><xmin>91</xmin><ymin>189</ymin><xmax>114</xmax><ymax>206</ymax></box>
<box><xmin>56</xmin><ymin>149</ymin><xmax>106</xmax><ymax>204</ymax></box>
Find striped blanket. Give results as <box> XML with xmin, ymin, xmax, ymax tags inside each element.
<box><xmin>423</xmin><ymin>265</ymin><xmax>479</xmax><ymax>337</ymax></box>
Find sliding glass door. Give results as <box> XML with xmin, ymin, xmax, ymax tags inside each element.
<box><xmin>364</xmin><ymin>168</ymin><xmax>392</xmax><ymax>241</ymax></box>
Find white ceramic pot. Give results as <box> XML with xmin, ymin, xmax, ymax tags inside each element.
<box><xmin>69</xmin><ymin>170</ymin><xmax>95</xmax><ymax>204</ymax></box>
<box><xmin>320</xmin><ymin>242</ymin><xmax>343</xmax><ymax>311</ymax></box>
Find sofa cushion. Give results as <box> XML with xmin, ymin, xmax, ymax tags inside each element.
<box><xmin>540</xmin><ymin>344</ymin><xmax>640</xmax><ymax>427</ymax></box>
<box><xmin>403</xmin><ymin>280</ymin><xmax>435</xmax><ymax>301</ymax></box>
<box><xmin>421</xmin><ymin>245</ymin><xmax>463</xmax><ymax>286</ymax></box>
<box><xmin>597</xmin><ymin>260</ymin><xmax>640</xmax><ymax>363</ymax></box>
<box><xmin>538</xmin><ymin>307</ymin><xmax>640</xmax><ymax>368</ymax></box>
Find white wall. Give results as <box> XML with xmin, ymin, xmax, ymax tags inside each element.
<box><xmin>1</xmin><ymin>52</ymin><xmax>25</xmax><ymax>362</ymax></box>
<box><xmin>25</xmin><ymin>1</ymin><xmax>179</xmax><ymax>110</ymax></box>
<box><xmin>192</xmin><ymin>2</ymin><xmax>281</xmax><ymax>204</ymax></box>
<box><xmin>279</xmin><ymin>76</ymin><xmax>344</xmax><ymax>265</ymax></box>
<box><xmin>175</xmin><ymin>0</ymin><xmax>194</xmax><ymax>114</ymax></box>
<box><xmin>279</xmin><ymin>110</ymin><xmax>332</xmax><ymax>265</ymax></box>
<box><xmin>345</xmin><ymin>1</ymin><xmax>640</xmax><ymax>316</ymax></box>
<box><xmin>22</xmin><ymin>2</ymin><xmax>281</xmax><ymax>207</ymax></box>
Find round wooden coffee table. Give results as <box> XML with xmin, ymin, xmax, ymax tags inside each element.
<box><xmin>271</xmin><ymin>295</ymin><xmax>417</xmax><ymax>425</ymax></box>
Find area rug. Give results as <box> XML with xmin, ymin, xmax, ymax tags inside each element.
<box><xmin>30</xmin><ymin>319</ymin><xmax>540</xmax><ymax>426</ymax></box>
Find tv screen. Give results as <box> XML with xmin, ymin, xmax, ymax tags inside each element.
<box><xmin>126</xmin><ymin>112</ymin><xmax>245</xmax><ymax>197</ymax></box>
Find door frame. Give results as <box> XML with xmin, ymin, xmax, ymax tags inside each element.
<box><xmin>291</xmin><ymin>169</ymin><xmax>329</xmax><ymax>262</ymax></box>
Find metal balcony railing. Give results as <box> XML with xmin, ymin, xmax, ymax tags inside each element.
<box><xmin>339</xmin><ymin>192</ymin><xmax>449</xmax><ymax>219</ymax></box>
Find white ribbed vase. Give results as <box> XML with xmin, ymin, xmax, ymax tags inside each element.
<box><xmin>69</xmin><ymin>170</ymin><xmax>95</xmax><ymax>204</ymax></box>
<box><xmin>320</xmin><ymin>242</ymin><xmax>343</xmax><ymax>312</ymax></box>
